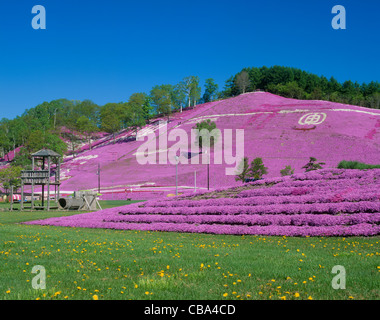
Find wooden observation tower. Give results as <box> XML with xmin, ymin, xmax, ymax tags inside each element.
<box><xmin>20</xmin><ymin>149</ymin><xmax>62</xmax><ymax>211</ymax></box>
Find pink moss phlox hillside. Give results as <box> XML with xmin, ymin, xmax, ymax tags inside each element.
<box><xmin>56</xmin><ymin>92</ymin><xmax>380</xmax><ymax>194</ymax></box>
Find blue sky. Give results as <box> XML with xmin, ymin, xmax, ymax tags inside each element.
<box><xmin>0</xmin><ymin>0</ymin><xmax>379</xmax><ymax>119</ymax></box>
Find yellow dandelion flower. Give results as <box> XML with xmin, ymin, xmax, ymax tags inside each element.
<box><xmin>93</xmin><ymin>295</ymin><xmax>99</xmax><ymax>300</ymax></box>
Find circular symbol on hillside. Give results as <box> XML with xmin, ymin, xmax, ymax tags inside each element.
<box><xmin>298</xmin><ymin>113</ymin><xmax>327</xmax><ymax>125</ymax></box>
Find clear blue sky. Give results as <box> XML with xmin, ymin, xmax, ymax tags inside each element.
<box><xmin>0</xmin><ymin>0</ymin><xmax>379</xmax><ymax>119</ymax></box>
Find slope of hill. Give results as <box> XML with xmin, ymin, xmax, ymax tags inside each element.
<box><xmin>53</xmin><ymin>91</ymin><xmax>380</xmax><ymax>198</ymax></box>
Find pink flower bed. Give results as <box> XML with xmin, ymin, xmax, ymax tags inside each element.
<box><xmin>25</xmin><ymin>169</ymin><xmax>380</xmax><ymax>237</ymax></box>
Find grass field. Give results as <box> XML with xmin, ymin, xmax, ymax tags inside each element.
<box><xmin>0</xmin><ymin>201</ymin><xmax>379</xmax><ymax>300</ymax></box>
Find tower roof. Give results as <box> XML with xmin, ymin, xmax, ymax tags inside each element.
<box><xmin>31</xmin><ymin>149</ymin><xmax>61</xmax><ymax>158</ymax></box>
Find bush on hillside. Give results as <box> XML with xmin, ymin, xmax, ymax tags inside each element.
<box><xmin>280</xmin><ymin>165</ymin><xmax>295</xmax><ymax>176</ymax></box>
<box><xmin>337</xmin><ymin>160</ymin><xmax>380</xmax><ymax>170</ymax></box>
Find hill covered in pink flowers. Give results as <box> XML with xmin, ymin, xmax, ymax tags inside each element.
<box><xmin>55</xmin><ymin>92</ymin><xmax>380</xmax><ymax>199</ymax></box>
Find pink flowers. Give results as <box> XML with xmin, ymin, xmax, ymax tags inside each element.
<box><xmin>24</xmin><ymin>169</ymin><xmax>380</xmax><ymax>237</ymax></box>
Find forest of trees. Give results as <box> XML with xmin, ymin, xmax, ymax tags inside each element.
<box><xmin>1</xmin><ymin>65</ymin><xmax>379</xmax><ymax>167</ymax></box>
<box><xmin>222</xmin><ymin>66</ymin><xmax>380</xmax><ymax>108</ymax></box>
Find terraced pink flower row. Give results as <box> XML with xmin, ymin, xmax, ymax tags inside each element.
<box><xmin>24</xmin><ymin>209</ymin><xmax>380</xmax><ymax>236</ymax></box>
<box><xmin>106</xmin><ymin>212</ymin><xmax>380</xmax><ymax>227</ymax></box>
<box><xmin>144</xmin><ymin>190</ymin><xmax>380</xmax><ymax>208</ymax></box>
<box><xmin>237</xmin><ymin>182</ymin><xmax>379</xmax><ymax>198</ymax></box>
<box><xmin>100</xmin><ymin>222</ymin><xmax>380</xmax><ymax>237</ymax></box>
<box><xmin>25</xmin><ymin>169</ymin><xmax>380</xmax><ymax>237</ymax></box>
<box><xmin>119</xmin><ymin>201</ymin><xmax>380</xmax><ymax>216</ymax></box>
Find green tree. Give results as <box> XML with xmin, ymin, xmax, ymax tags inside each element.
<box><xmin>142</xmin><ymin>96</ymin><xmax>154</xmax><ymax>120</ymax></box>
<box><xmin>280</xmin><ymin>165</ymin><xmax>295</xmax><ymax>176</ymax></box>
<box><xmin>193</xmin><ymin>119</ymin><xmax>218</xmax><ymax>150</ymax></box>
<box><xmin>249</xmin><ymin>157</ymin><xmax>268</xmax><ymax>180</ymax></box>
<box><xmin>235</xmin><ymin>157</ymin><xmax>250</xmax><ymax>183</ymax></box>
<box><xmin>236</xmin><ymin>70</ymin><xmax>251</xmax><ymax>94</ymax></box>
<box><xmin>0</xmin><ymin>118</ymin><xmax>12</xmax><ymax>160</ymax></box>
<box><xmin>202</xmin><ymin>78</ymin><xmax>219</xmax><ymax>103</ymax></box>
<box><xmin>76</xmin><ymin>115</ymin><xmax>98</xmax><ymax>150</ymax></box>
<box><xmin>25</xmin><ymin>130</ymin><xmax>45</xmax><ymax>153</ymax></box>
<box><xmin>178</xmin><ymin>76</ymin><xmax>201</xmax><ymax>108</ymax></box>
<box><xmin>150</xmin><ymin>85</ymin><xmax>173</xmax><ymax>121</ymax></box>
<box><xmin>126</xmin><ymin>93</ymin><xmax>148</xmax><ymax>135</ymax></box>
<box><xmin>302</xmin><ymin>157</ymin><xmax>325</xmax><ymax>172</ymax></box>
<box><xmin>0</xmin><ymin>165</ymin><xmax>23</xmax><ymax>193</ymax></box>
<box><xmin>11</xmin><ymin>147</ymin><xmax>32</xmax><ymax>169</ymax></box>
<box><xmin>100</xmin><ymin>103</ymin><xmax>126</xmax><ymax>143</ymax></box>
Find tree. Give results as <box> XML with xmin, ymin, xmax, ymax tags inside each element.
<box><xmin>302</xmin><ymin>157</ymin><xmax>325</xmax><ymax>172</ymax></box>
<box><xmin>61</xmin><ymin>130</ymin><xmax>81</xmax><ymax>157</ymax></box>
<box><xmin>24</xmin><ymin>130</ymin><xmax>67</xmax><ymax>158</ymax></box>
<box><xmin>44</xmin><ymin>133</ymin><xmax>67</xmax><ymax>157</ymax></box>
<box><xmin>100</xmin><ymin>103</ymin><xmax>126</xmax><ymax>143</ymax></box>
<box><xmin>150</xmin><ymin>85</ymin><xmax>173</xmax><ymax>121</ymax></box>
<box><xmin>275</xmin><ymin>81</ymin><xmax>305</xmax><ymax>99</ymax></box>
<box><xmin>25</xmin><ymin>130</ymin><xmax>45</xmax><ymax>153</ymax></box>
<box><xmin>178</xmin><ymin>76</ymin><xmax>202</xmax><ymax>108</ymax></box>
<box><xmin>219</xmin><ymin>76</ymin><xmax>237</xmax><ymax>98</ymax></box>
<box><xmin>310</xmin><ymin>87</ymin><xmax>324</xmax><ymax>100</ymax></box>
<box><xmin>236</xmin><ymin>70</ymin><xmax>251</xmax><ymax>94</ymax></box>
<box><xmin>0</xmin><ymin>165</ymin><xmax>23</xmax><ymax>193</ymax></box>
<box><xmin>235</xmin><ymin>157</ymin><xmax>268</xmax><ymax>182</ymax></box>
<box><xmin>235</xmin><ymin>157</ymin><xmax>250</xmax><ymax>183</ymax></box>
<box><xmin>123</xmin><ymin>101</ymin><xmax>145</xmax><ymax>138</ymax></box>
<box><xmin>368</xmin><ymin>92</ymin><xmax>380</xmax><ymax>109</ymax></box>
<box><xmin>11</xmin><ymin>147</ymin><xmax>32</xmax><ymax>169</ymax></box>
<box><xmin>193</xmin><ymin>119</ymin><xmax>218</xmax><ymax>150</ymax></box>
<box><xmin>76</xmin><ymin>100</ymin><xmax>100</xmax><ymax>125</ymax></box>
<box><xmin>190</xmin><ymin>76</ymin><xmax>202</xmax><ymax>106</ymax></box>
<box><xmin>141</xmin><ymin>96</ymin><xmax>154</xmax><ymax>120</ymax></box>
<box><xmin>280</xmin><ymin>165</ymin><xmax>295</xmax><ymax>176</ymax></box>
<box><xmin>76</xmin><ymin>116</ymin><xmax>98</xmax><ymax>150</ymax></box>
<box><xmin>0</xmin><ymin>118</ymin><xmax>12</xmax><ymax>160</ymax></box>
<box><xmin>126</xmin><ymin>93</ymin><xmax>148</xmax><ymax>135</ymax></box>
<box><xmin>202</xmin><ymin>78</ymin><xmax>219</xmax><ymax>103</ymax></box>
<box><xmin>171</xmin><ymin>84</ymin><xmax>186</xmax><ymax>112</ymax></box>
<box><xmin>249</xmin><ymin>157</ymin><xmax>268</xmax><ymax>180</ymax></box>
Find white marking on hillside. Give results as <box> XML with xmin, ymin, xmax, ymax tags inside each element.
<box><xmin>298</xmin><ymin>113</ymin><xmax>327</xmax><ymax>125</ymax></box>
<box><xmin>71</xmin><ymin>155</ymin><xmax>99</xmax><ymax>162</ymax></box>
<box><xmin>187</xmin><ymin>117</ymin><xmax>219</xmax><ymax>124</ymax></box>
<box><xmin>330</xmin><ymin>109</ymin><xmax>380</xmax><ymax>116</ymax></box>
<box><xmin>278</xmin><ymin>109</ymin><xmax>310</xmax><ymax>114</ymax></box>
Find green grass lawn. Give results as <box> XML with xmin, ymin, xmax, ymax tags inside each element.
<box><xmin>0</xmin><ymin>202</ymin><xmax>379</xmax><ymax>300</ymax></box>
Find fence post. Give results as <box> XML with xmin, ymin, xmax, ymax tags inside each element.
<box><xmin>10</xmin><ymin>186</ymin><xmax>14</xmax><ymax>211</ymax></box>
